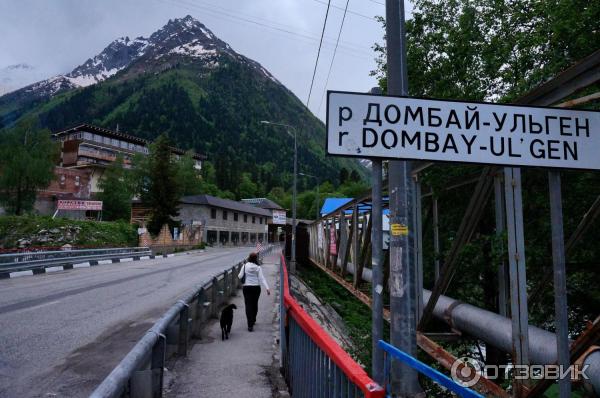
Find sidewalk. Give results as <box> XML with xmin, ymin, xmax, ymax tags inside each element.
<box><xmin>166</xmin><ymin>252</ymin><xmax>285</xmax><ymax>397</ymax></box>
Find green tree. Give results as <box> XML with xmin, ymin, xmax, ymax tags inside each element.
<box><xmin>0</xmin><ymin>119</ymin><xmax>58</xmax><ymax>215</ymax></box>
<box><xmin>239</xmin><ymin>172</ymin><xmax>258</xmax><ymax>199</ymax></box>
<box><xmin>97</xmin><ymin>155</ymin><xmax>132</xmax><ymax>221</ymax></box>
<box><xmin>142</xmin><ymin>134</ymin><xmax>181</xmax><ymax>235</ymax></box>
<box><xmin>176</xmin><ymin>151</ymin><xmax>202</xmax><ymax>196</ymax></box>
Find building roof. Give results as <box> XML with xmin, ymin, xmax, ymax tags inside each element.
<box><xmin>53</xmin><ymin>123</ymin><xmax>207</xmax><ymax>160</ymax></box>
<box><xmin>241</xmin><ymin>197</ymin><xmax>284</xmax><ymax>210</ymax></box>
<box><xmin>180</xmin><ymin>194</ymin><xmax>272</xmax><ymax>216</ymax></box>
<box><xmin>320</xmin><ymin>198</ymin><xmax>354</xmax><ymax>215</ymax></box>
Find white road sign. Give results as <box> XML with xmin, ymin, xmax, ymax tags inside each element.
<box><xmin>272</xmin><ymin>210</ymin><xmax>287</xmax><ymax>225</ymax></box>
<box><xmin>327</xmin><ymin>91</ymin><xmax>600</xmax><ymax>170</ymax></box>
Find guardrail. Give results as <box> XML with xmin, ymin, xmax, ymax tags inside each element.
<box><xmin>0</xmin><ymin>247</ymin><xmax>150</xmax><ymax>264</ymax></box>
<box><xmin>0</xmin><ymin>247</ymin><xmax>152</xmax><ymax>274</ymax></box>
<box><xmin>378</xmin><ymin>340</ymin><xmax>483</xmax><ymax>398</ymax></box>
<box><xmin>279</xmin><ymin>253</ymin><xmax>385</xmax><ymax>398</ymax></box>
<box><xmin>90</xmin><ymin>245</ymin><xmax>274</xmax><ymax>398</ymax></box>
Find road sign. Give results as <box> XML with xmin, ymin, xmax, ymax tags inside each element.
<box><xmin>327</xmin><ymin>90</ymin><xmax>600</xmax><ymax>170</ymax></box>
<box><xmin>57</xmin><ymin>200</ymin><xmax>103</xmax><ymax>211</ymax></box>
<box><xmin>272</xmin><ymin>210</ymin><xmax>287</xmax><ymax>225</ymax></box>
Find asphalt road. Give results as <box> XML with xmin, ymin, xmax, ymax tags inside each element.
<box><xmin>0</xmin><ymin>246</ymin><xmax>253</xmax><ymax>398</ymax></box>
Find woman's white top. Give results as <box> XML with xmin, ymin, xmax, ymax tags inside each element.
<box><xmin>238</xmin><ymin>261</ymin><xmax>270</xmax><ymax>289</ymax></box>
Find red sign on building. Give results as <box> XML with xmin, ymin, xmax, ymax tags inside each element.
<box><xmin>57</xmin><ymin>200</ymin><xmax>103</xmax><ymax>211</ymax></box>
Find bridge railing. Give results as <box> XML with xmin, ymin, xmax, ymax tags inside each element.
<box><xmin>378</xmin><ymin>340</ymin><xmax>483</xmax><ymax>398</ymax></box>
<box><xmin>279</xmin><ymin>254</ymin><xmax>385</xmax><ymax>398</ymax></box>
<box><xmin>90</xmin><ymin>245</ymin><xmax>274</xmax><ymax>398</ymax></box>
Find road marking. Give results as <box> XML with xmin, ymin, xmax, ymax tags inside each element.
<box><xmin>20</xmin><ymin>300</ymin><xmax>61</xmax><ymax>313</ymax></box>
<box><xmin>73</xmin><ymin>262</ymin><xmax>91</xmax><ymax>268</ymax></box>
<box><xmin>140</xmin><ymin>256</ymin><xmax>150</xmax><ymax>260</ymax></box>
<box><xmin>120</xmin><ymin>258</ymin><xmax>134</xmax><ymax>262</ymax></box>
<box><xmin>45</xmin><ymin>266</ymin><xmax>64</xmax><ymax>273</ymax></box>
<box><xmin>98</xmin><ymin>260</ymin><xmax>113</xmax><ymax>265</ymax></box>
<box><xmin>9</xmin><ymin>270</ymin><xmax>34</xmax><ymax>278</ymax></box>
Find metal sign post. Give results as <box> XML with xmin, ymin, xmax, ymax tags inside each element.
<box><xmin>385</xmin><ymin>0</ymin><xmax>421</xmax><ymax>396</ymax></box>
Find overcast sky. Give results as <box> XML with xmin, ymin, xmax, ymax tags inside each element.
<box><xmin>0</xmin><ymin>0</ymin><xmax>413</xmax><ymax>120</ymax></box>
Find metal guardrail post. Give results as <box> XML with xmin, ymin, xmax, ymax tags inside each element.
<box><xmin>193</xmin><ymin>287</ymin><xmax>205</xmax><ymax>338</ymax></box>
<box><xmin>151</xmin><ymin>333</ymin><xmax>166</xmax><ymax>398</ymax></box>
<box><xmin>211</xmin><ymin>277</ymin><xmax>218</xmax><ymax>318</ymax></box>
<box><xmin>178</xmin><ymin>303</ymin><xmax>190</xmax><ymax>356</ymax></box>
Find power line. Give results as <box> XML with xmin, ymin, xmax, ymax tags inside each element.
<box><xmin>309</xmin><ymin>0</ymin><xmax>378</xmax><ymax>21</ymax></box>
<box><xmin>158</xmin><ymin>0</ymin><xmax>373</xmax><ymax>58</ymax></box>
<box><xmin>317</xmin><ymin>0</ymin><xmax>351</xmax><ymax>114</ymax></box>
<box><xmin>306</xmin><ymin>0</ymin><xmax>333</xmax><ymax>107</ymax></box>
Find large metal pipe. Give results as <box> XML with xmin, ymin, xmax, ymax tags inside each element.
<box><xmin>340</xmin><ymin>263</ymin><xmax>600</xmax><ymax>394</ymax></box>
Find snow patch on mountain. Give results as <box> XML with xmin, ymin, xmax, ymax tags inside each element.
<box><xmin>169</xmin><ymin>40</ymin><xmax>217</xmax><ymax>58</ymax></box>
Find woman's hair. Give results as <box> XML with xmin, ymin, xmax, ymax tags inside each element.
<box><xmin>248</xmin><ymin>252</ymin><xmax>259</xmax><ymax>264</ymax></box>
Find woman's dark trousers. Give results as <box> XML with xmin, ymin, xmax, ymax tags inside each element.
<box><xmin>242</xmin><ymin>285</ymin><xmax>261</xmax><ymax>327</ymax></box>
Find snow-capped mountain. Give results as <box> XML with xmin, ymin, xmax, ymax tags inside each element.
<box><xmin>0</xmin><ymin>15</ymin><xmax>277</xmax><ymax>104</ymax></box>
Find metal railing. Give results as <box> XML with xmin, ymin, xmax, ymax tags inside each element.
<box><xmin>279</xmin><ymin>253</ymin><xmax>385</xmax><ymax>398</ymax></box>
<box><xmin>0</xmin><ymin>247</ymin><xmax>151</xmax><ymax>273</ymax></box>
<box><xmin>378</xmin><ymin>340</ymin><xmax>483</xmax><ymax>398</ymax></box>
<box><xmin>0</xmin><ymin>247</ymin><xmax>150</xmax><ymax>264</ymax></box>
<box><xmin>90</xmin><ymin>245</ymin><xmax>274</xmax><ymax>398</ymax></box>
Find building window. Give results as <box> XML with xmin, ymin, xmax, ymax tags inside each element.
<box><xmin>252</xmin><ymin>216</ymin><xmax>256</xmax><ymax>224</ymax></box>
<box><xmin>211</xmin><ymin>208</ymin><xmax>217</xmax><ymax>219</ymax></box>
<box><xmin>74</xmin><ymin>176</ymin><xmax>80</xmax><ymax>186</ymax></box>
<box><xmin>244</xmin><ymin>214</ymin><xmax>248</xmax><ymax>223</ymax></box>
<box><xmin>59</xmin><ymin>174</ymin><xmax>66</xmax><ymax>186</ymax></box>
<box><xmin>234</xmin><ymin>212</ymin><xmax>238</xmax><ymax>222</ymax></box>
<box><xmin>223</xmin><ymin>210</ymin><xmax>228</xmax><ymax>220</ymax></box>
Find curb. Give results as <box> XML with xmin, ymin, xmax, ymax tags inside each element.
<box><xmin>0</xmin><ymin>252</ymin><xmax>179</xmax><ymax>280</ymax></box>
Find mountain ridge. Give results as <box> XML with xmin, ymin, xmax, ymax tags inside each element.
<box><xmin>0</xmin><ymin>15</ymin><xmax>365</xmax><ymax>196</ymax></box>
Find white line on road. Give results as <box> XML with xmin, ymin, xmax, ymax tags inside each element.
<box><xmin>45</xmin><ymin>266</ymin><xmax>64</xmax><ymax>273</ymax></box>
<box><xmin>97</xmin><ymin>260</ymin><xmax>113</xmax><ymax>265</ymax></box>
<box><xmin>9</xmin><ymin>270</ymin><xmax>34</xmax><ymax>278</ymax></box>
<box><xmin>120</xmin><ymin>258</ymin><xmax>134</xmax><ymax>262</ymax></box>
<box><xmin>140</xmin><ymin>256</ymin><xmax>150</xmax><ymax>260</ymax></box>
<box><xmin>73</xmin><ymin>262</ymin><xmax>91</xmax><ymax>268</ymax></box>
<box><xmin>19</xmin><ymin>299</ymin><xmax>61</xmax><ymax>313</ymax></box>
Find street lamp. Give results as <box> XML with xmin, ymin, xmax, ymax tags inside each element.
<box><xmin>298</xmin><ymin>172</ymin><xmax>320</xmax><ymax>221</ymax></box>
<box><xmin>260</xmin><ymin>120</ymin><xmax>297</xmax><ymax>273</ymax></box>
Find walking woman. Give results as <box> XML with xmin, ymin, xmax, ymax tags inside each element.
<box><xmin>238</xmin><ymin>252</ymin><xmax>270</xmax><ymax>331</ymax></box>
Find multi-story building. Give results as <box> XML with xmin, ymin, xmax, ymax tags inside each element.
<box><xmin>35</xmin><ymin>123</ymin><xmax>205</xmax><ymax>217</ymax></box>
<box><xmin>177</xmin><ymin>194</ymin><xmax>273</xmax><ymax>245</ymax></box>
<box><xmin>53</xmin><ymin>123</ymin><xmax>205</xmax><ymax>194</ymax></box>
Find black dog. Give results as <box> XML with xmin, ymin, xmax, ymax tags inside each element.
<box><xmin>220</xmin><ymin>303</ymin><xmax>237</xmax><ymax>340</ymax></box>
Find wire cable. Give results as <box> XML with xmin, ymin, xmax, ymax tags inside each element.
<box><xmin>317</xmin><ymin>0</ymin><xmax>351</xmax><ymax>114</ymax></box>
<box><xmin>306</xmin><ymin>0</ymin><xmax>333</xmax><ymax>107</ymax></box>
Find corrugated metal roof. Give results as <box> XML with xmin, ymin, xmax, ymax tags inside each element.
<box><xmin>180</xmin><ymin>194</ymin><xmax>272</xmax><ymax>216</ymax></box>
<box><xmin>241</xmin><ymin>197</ymin><xmax>284</xmax><ymax>210</ymax></box>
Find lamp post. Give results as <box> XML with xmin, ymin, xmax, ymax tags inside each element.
<box><xmin>298</xmin><ymin>172</ymin><xmax>320</xmax><ymax>221</ymax></box>
<box><xmin>261</xmin><ymin>120</ymin><xmax>297</xmax><ymax>273</ymax></box>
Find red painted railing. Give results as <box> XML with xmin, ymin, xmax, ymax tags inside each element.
<box><xmin>280</xmin><ymin>254</ymin><xmax>384</xmax><ymax>397</ymax></box>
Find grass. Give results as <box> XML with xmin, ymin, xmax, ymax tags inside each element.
<box><xmin>0</xmin><ymin>215</ymin><xmax>138</xmax><ymax>249</ymax></box>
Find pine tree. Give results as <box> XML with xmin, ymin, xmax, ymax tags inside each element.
<box><xmin>143</xmin><ymin>134</ymin><xmax>181</xmax><ymax>235</ymax></box>
<box><xmin>97</xmin><ymin>155</ymin><xmax>132</xmax><ymax>221</ymax></box>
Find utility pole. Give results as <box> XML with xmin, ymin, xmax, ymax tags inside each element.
<box><xmin>386</xmin><ymin>0</ymin><xmax>421</xmax><ymax>396</ymax></box>
<box><xmin>369</xmin><ymin>86</ymin><xmax>384</xmax><ymax>384</ymax></box>
<box><xmin>260</xmin><ymin>120</ymin><xmax>298</xmax><ymax>273</ymax></box>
